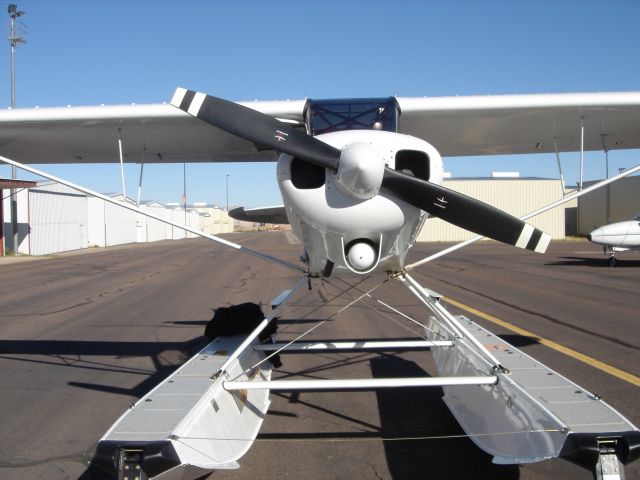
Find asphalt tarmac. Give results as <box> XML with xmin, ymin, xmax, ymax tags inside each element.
<box><xmin>0</xmin><ymin>233</ymin><xmax>638</xmax><ymax>480</ymax></box>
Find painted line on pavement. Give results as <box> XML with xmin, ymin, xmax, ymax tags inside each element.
<box><xmin>443</xmin><ymin>296</ymin><xmax>640</xmax><ymax>387</ymax></box>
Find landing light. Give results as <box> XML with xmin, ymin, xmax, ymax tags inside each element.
<box><xmin>346</xmin><ymin>241</ymin><xmax>376</xmax><ymax>271</ymax></box>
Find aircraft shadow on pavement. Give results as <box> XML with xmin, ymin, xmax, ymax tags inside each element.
<box><xmin>1</xmin><ymin>335</ymin><xmax>211</xmax><ymax>480</ymax></box>
<box><xmin>496</xmin><ymin>334</ymin><xmax>539</xmax><ymax>348</ymax></box>
<box><xmin>546</xmin><ymin>256</ymin><xmax>640</xmax><ymax>267</ymax></box>
<box><xmin>371</xmin><ymin>354</ymin><xmax>519</xmax><ymax>480</ymax></box>
<box><xmin>0</xmin><ymin>336</ymin><xmax>210</xmax><ymax>398</ymax></box>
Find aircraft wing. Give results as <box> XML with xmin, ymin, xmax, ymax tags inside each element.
<box><xmin>397</xmin><ymin>91</ymin><xmax>640</xmax><ymax>156</ymax></box>
<box><xmin>0</xmin><ymin>101</ymin><xmax>306</xmax><ymax>164</ymax></box>
<box><xmin>229</xmin><ymin>206</ymin><xmax>289</xmax><ymax>224</ymax></box>
<box><xmin>1</xmin><ymin>91</ymin><xmax>640</xmax><ymax>164</ymax></box>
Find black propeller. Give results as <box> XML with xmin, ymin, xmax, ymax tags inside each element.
<box><xmin>173</xmin><ymin>90</ymin><xmax>341</xmax><ymax>171</ymax></box>
<box><xmin>171</xmin><ymin>88</ymin><xmax>550</xmax><ymax>253</ymax></box>
<box><xmin>381</xmin><ymin>168</ymin><xmax>547</xmax><ymax>250</ymax></box>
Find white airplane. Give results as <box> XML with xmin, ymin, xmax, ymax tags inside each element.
<box><xmin>1</xmin><ymin>90</ymin><xmax>640</xmax><ymax>479</ymax></box>
<box><xmin>589</xmin><ymin>214</ymin><xmax>640</xmax><ymax>266</ymax></box>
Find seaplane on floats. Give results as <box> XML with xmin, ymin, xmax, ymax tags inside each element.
<box><xmin>589</xmin><ymin>214</ymin><xmax>640</xmax><ymax>266</ymax></box>
<box><xmin>1</xmin><ymin>90</ymin><xmax>640</xmax><ymax>480</ymax></box>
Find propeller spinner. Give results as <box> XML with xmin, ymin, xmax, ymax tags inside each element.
<box><xmin>171</xmin><ymin>88</ymin><xmax>550</xmax><ymax>254</ymax></box>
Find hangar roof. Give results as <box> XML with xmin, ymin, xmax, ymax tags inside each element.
<box><xmin>0</xmin><ymin>178</ymin><xmax>36</xmax><ymax>189</ymax></box>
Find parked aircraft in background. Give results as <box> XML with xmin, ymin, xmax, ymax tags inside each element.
<box><xmin>589</xmin><ymin>214</ymin><xmax>640</xmax><ymax>266</ymax></box>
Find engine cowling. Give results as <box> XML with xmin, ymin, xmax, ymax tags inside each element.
<box><xmin>277</xmin><ymin>129</ymin><xmax>443</xmax><ymax>275</ymax></box>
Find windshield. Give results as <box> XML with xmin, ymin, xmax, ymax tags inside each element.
<box><xmin>304</xmin><ymin>97</ymin><xmax>400</xmax><ymax>135</ymax></box>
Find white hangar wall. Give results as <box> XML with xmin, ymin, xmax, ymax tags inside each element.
<box><xmin>169</xmin><ymin>209</ymin><xmax>200</xmax><ymax>239</ymax></box>
<box><xmin>4</xmin><ymin>188</ymin><xmax>31</xmax><ymax>254</ymax></box>
<box><xmin>104</xmin><ymin>194</ymin><xmax>138</xmax><ymax>246</ymax></box>
<box><xmin>7</xmin><ymin>183</ymin><xmax>89</xmax><ymax>255</ymax></box>
<box><xmin>171</xmin><ymin>209</ymin><xmax>187</xmax><ymax>240</ymax></box>
<box><xmin>139</xmin><ymin>202</ymin><xmax>170</xmax><ymax>243</ymax></box>
<box><xmin>27</xmin><ymin>183</ymin><xmax>89</xmax><ymax>255</ymax></box>
<box><xmin>4</xmin><ymin>182</ymin><xmax>207</xmax><ymax>256</ymax></box>
<box><xmin>417</xmin><ymin>178</ymin><xmax>565</xmax><ymax>242</ymax></box>
<box><xmin>87</xmin><ymin>197</ymin><xmax>106</xmax><ymax>247</ymax></box>
<box><xmin>191</xmin><ymin>206</ymin><xmax>234</xmax><ymax>235</ymax></box>
<box><xmin>187</xmin><ymin>210</ymin><xmax>200</xmax><ymax>238</ymax></box>
<box><xmin>577</xmin><ymin>176</ymin><xmax>640</xmax><ymax>235</ymax></box>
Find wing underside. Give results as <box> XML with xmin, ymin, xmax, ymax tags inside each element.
<box><xmin>0</xmin><ymin>102</ymin><xmax>305</xmax><ymax>164</ymax></box>
<box><xmin>397</xmin><ymin>91</ymin><xmax>640</xmax><ymax>156</ymax></box>
<box><xmin>0</xmin><ymin>92</ymin><xmax>639</xmax><ymax>164</ymax></box>
<box><xmin>229</xmin><ymin>206</ymin><xmax>289</xmax><ymax>225</ymax></box>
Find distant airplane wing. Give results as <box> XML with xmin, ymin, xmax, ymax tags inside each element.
<box><xmin>1</xmin><ymin>92</ymin><xmax>640</xmax><ymax>164</ymax></box>
<box><xmin>229</xmin><ymin>206</ymin><xmax>289</xmax><ymax>224</ymax></box>
<box><xmin>0</xmin><ymin>101</ymin><xmax>306</xmax><ymax>164</ymax></box>
<box><xmin>397</xmin><ymin>91</ymin><xmax>640</xmax><ymax>156</ymax></box>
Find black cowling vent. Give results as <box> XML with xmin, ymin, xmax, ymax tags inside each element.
<box><xmin>291</xmin><ymin>158</ymin><xmax>326</xmax><ymax>189</ymax></box>
<box><xmin>395</xmin><ymin>150</ymin><xmax>430</xmax><ymax>181</ymax></box>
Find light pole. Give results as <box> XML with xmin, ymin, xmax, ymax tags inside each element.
<box><xmin>8</xmin><ymin>4</ymin><xmax>26</xmax><ymax>254</ymax></box>
<box><xmin>226</xmin><ymin>174</ymin><xmax>229</xmax><ymax>211</ymax></box>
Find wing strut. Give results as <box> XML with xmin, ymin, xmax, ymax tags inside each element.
<box><xmin>552</xmin><ymin>138</ymin><xmax>567</xmax><ymax>197</ymax></box>
<box><xmin>405</xmin><ymin>163</ymin><xmax>640</xmax><ymax>270</ymax></box>
<box><xmin>136</xmin><ymin>148</ymin><xmax>145</xmax><ymax>206</ymax></box>
<box><xmin>118</xmin><ymin>138</ymin><xmax>126</xmax><ymax>198</ymax></box>
<box><xmin>0</xmin><ymin>155</ymin><xmax>306</xmax><ymax>273</ymax></box>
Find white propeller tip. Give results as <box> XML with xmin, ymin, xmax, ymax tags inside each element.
<box><xmin>515</xmin><ymin>223</ymin><xmax>550</xmax><ymax>253</ymax></box>
<box><xmin>170</xmin><ymin>87</ymin><xmax>188</xmax><ymax>107</ymax></box>
<box><xmin>535</xmin><ymin>232</ymin><xmax>551</xmax><ymax>254</ymax></box>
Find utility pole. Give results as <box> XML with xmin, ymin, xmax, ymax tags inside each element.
<box><xmin>226</xmin><ymin>174</ymin><xmax>229</xmax><ymax>211</ymax></box>
<box><xmin>8</xmin><ymin>4</ymin><xmax>25</xmax><ymax>254</ymax></box>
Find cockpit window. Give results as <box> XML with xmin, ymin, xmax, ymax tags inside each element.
<box><xmin>304</xmin><ymin>97</ymin><xmax>400</xmax><ymax>136</ymax></box>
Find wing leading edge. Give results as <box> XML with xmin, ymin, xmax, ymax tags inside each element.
<box><xmin>0</xmin><ymin>101</ymin><xmax>305</xmax><ymax>164</ymax></box>
<box><xmin>0</xmin><ymin>91</ymin><xmax>639</xmax><ymax>164</ymax></box>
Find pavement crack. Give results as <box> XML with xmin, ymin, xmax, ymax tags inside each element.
<box><xmin>7</xmin><ymin>271</ymin><xmax>164</xmax><ymax>317</ymax></box>
<box><xmin>369</xmin><ymin>464</ymin><xmax>385</xmax><ymax>480</ymax></box>
<box><xmin>0</xmin><ymin>449</ymin><xmax>90</xmax><ymax>469</ymax></box>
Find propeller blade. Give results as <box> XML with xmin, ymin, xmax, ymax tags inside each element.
<box><xmin>381</xmin><ymin>168</ymin><xmax>551</xmax><ymax>253</ymax></box>
<box><xmin>171</xmin><ymin>88</ymin><xmax>341</xmax><ymax>171</ymax></box>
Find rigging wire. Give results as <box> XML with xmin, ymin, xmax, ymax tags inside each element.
<box><xmin>231</xmin><ymin>276</ymin><xmax>387</xmax><ymax>381</ymax></box>
<box><xmin>177</xmin><ymin>428</ymin><xmax>564</xmax><ymax>445</ymax></box>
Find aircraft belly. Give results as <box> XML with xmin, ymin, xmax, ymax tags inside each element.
<box><xmin>289</xmin><ymin>214</ymin><xmax>422</xmax><ymax>274</ymax></box>
<box><xmin>624</xmin><ymin>230</ymin><xmax>640</xmax><ymax>247</ymax></box>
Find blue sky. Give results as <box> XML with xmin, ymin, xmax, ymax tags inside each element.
<box><xmin>1</xmin><ymin>0</ymin><xmax>639</xmax><ymax>207</ymax></box>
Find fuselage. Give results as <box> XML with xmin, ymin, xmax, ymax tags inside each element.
<box><xmin>277</xmin><ymin>129</ymin><xmax>443</xmax><ymax>276</ymax></box>
<box><xmin>589</xmin><ymin>215</ymin><xmax>640</xmax><ymax>252</ymax></box>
